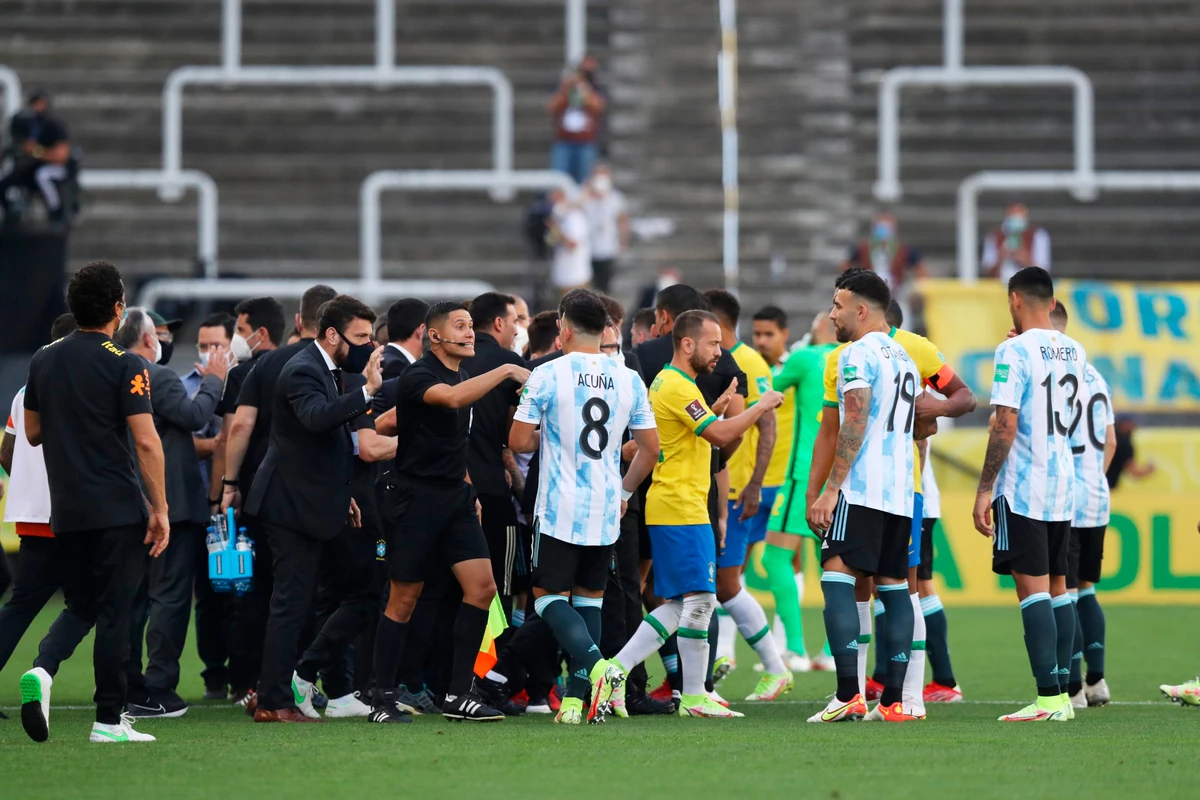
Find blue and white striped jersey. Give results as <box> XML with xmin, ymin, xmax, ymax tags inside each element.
<box><xmin>836</xmin><ymin>331</ymin><xmax>920</xmax><ymax>517</ymax></box>
<box><xmin>989</xmin><ymin>329</ymin><xmax>1087</xmax><ymax>522</ymax></box>
<box><xmin>1072</xmin><ymin>362</ymin><xmax>1114</xmax><ymax>528</ymax></box>
<box><xmin>515</xmin><ymin>351</ymin><xmax>655</xmax><ymax>546</ymax></box>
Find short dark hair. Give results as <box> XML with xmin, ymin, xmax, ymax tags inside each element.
<box><xmin>1050</xmin><ymin>300</ymin><xmax>1068</xmax><ymax>325</ymax></box>
<box><xmin>835</xmin><ymin>267</ymin><xmax>891</xmax><ymax>311</ymax></box>
<box><xmin>527</xmin><ymin>311</ymin><xmax>560</xmax><ymax>356</ymax></box>
<box><xmin>67</xmin><ymin>260</ymin><xmax>124</xmax><ymax>329</ymax></box>
<box><xmin>673</xmin><ymin>309</ymin><xmax>719</xmax><ymax>348</ymax></box>
<box><xmin>655</xmin><ymin>284</ymin><xmax>705</xmax><ymax>319</ymax></box>
<box><xmin>50</xmin><ymin>313</ymin><xmax>77</xmax><ymax>340</ymax></box>
<box><xmin>318</xmin><ymin>295</ymin><xmax>377</xmax><ymax>337</ymax></box>
<box><xmin>234</xmin><ymin>297</ymin><xmax>286</xmax><ymax>346</ymax></box>
<box><xmin>631</xmin><ymin>307</ymin><xmax>656</xmax><ymax>331</ymax></box>
<box><xmin>752</xmin><ymin>305</ymin><xmax>787</xmax><ymax>329</ymax></box>
<box><xmin>387</xmin><ymin>298</ymin><xmax>430</xmax><ymax>342</ymax></box>
<box><xmin>1008</xmin><ymin>266</ymin><xmax>1054</xmax><ymax>302</ymax></box>
<box><xmin>560</xmin><ymin>289</ymin><xmax>609</xmax><ymax>337</ymax></box>
<box><xmin>598</xmin><ymin>293</ymin><xmax>625</xmax><ymax>326</ymax></box>
<box><xmin>426</xmin><ymin>300</ymin><xmax>469</xmax><ymax>330</ymax></box>
<box><xmin>469</xmin><ymin>292</ymin><xmax>516</xmax><ymax>334</ymax></box>
<box><xmin>300</xmin><ymin>284</ymin><xmax>338</xmax><ymax>329</ymax></box>
<box><xmin>702</xmin><ymin>289</ymin><xmax>740</xmax><ymax>328</ymax></box>
<box><xmin>885</xmin><ymin>300</ymin><xmax>904</xmax><ymax>329</ymax></box>
<box><xmin>199</xmin><ymin>311</ymin><xmax>234</xmax><ymax>340</ymax></box>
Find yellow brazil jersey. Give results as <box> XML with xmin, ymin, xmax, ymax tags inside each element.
<box><xmin>646</xmin><ymin>365</ymin><xmax>719</xmax><ymax>526</ymax></box>
<box><xmin>727</xmin><ymin>342</ymin><xmax>774</xmax><ymax>497</ymax></box>
<box><xmin>763</xmin><ymin>355</ymin><xmax>794</xmax><ymax>488</ymax></box>
<box><xmin>822</xmin><ymin>327</ymin><xmax>956</xmax><ymax>495</ymax></box>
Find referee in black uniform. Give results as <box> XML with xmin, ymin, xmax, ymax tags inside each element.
<box><xmin>20</xmin><ymin>261</ymin><xmax>170</xmax><ymax>744</ymax></box>
<box><xmin>369</xmin><ymin>301</ymin><xmax>529</xmax><ymax>723</ymax></box>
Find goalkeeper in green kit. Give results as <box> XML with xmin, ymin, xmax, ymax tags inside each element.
<box><xmin>754</xmin><ymin>308</ymin><xmax>837</xmax><ymax>671</ymax></box>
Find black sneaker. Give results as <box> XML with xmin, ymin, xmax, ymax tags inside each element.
<box><xmin>397</xmin><ymin>684</ymin><xmax>439</xmax><ymax>715</ymax></box>
<box><xmin>367</xmin><ymin>691</ymin><xmax>413</xmax><ymax>723</ymax></box>
<box><xmin>203</xmin><ymin>684</ymin><xmax>227</xmax><ymax>701</ymax></box>
<box><xmin>126</xmin><ymin>687</ymin><xmax>189</xmax><ymax>718</ymax></box>
<box><xmin>626</xmin><ymin>689</ymin><xmax>676</xmax><ymax>716</ymax></box>
<box><xmin>442</xmin><ymin>692</ymin><xmax>504</xmax><ymax>722</ymax></box>
<box><xmin>474</xmin><ymin>675</ymin><xmax>511</xmax><ymax>709</ymax></box>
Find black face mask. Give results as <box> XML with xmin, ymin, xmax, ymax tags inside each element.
<box><xmin>338</xmin><ymin>331</ymin><xmax>373</xmax><ymax>374</ymax></box>
<box><xmin>157</xmin><ymin>339</ymin><xmax>174</xmax><ymax>366</ymax></box>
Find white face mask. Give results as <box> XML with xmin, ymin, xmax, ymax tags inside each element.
<box><xmin>150</xmin><ymin>335</ymin><xmax>162</xmax><ymax>365</ymax></box>
<box><xmin>592</xmin><ymin>175</ymin><xmax>612</xmax><ymax>194</ymax></box>
<box><xmin>606</xmin><ymin>347</ymin><xmax>622</xmax><ymax>363</ymax></box>
<box><xmin>511</xmin><ymin>325</ymin><xmax>529</xmax><ymax>355</ymax></box>
<box><xmin>230</xmin><ymin>333</ymin><xmax>252</xmax><ymax>362</ymax></box>
<box><xmin>198</xmin><ymin>350</ymin><xmax>211</xmax><ymax>368</ymax></box>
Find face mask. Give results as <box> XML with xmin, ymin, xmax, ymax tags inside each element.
<box><xmin>150</xmin><ymin>336</ymin><xmax>163</xmax><ymax>365</ymax></box>
<box><xmin>606</xmin><ymin>347</ymin><xmax>622</xmax><ymax>363</ymax></box>
<box><xmin>592</xmin><ymin>175</ymin><xmax>612</xmax><ymax>194</ymax></box>
<box><xmin>338</xmin><ymin>331</ymin><xmax>374</xmax><ymax>374</ymax></box>
<box><xmin>230</xmin><ymin>333</ymin><xmax>252</xmax><ymax>362</ymax></box>
<box><xmin>872</xmin><ymin>222</ymin><xmax>893</xmax><ymax>240</ymax></box>
<box><xmin>1002</xmin><ymin>215</ymin><xmax>1027</xmax><ymax>235</ymax></box>
<box><xmin>157</xmin><ymin>339</ymin><xmax>174</xmax><ymax>366</ymax></box>
<box><xmin>511</xmin><ymin>325</ymin><xmax>529</xmax><ymax>356</ymax></box>
<box><xmin>198</xmin><ymin>351</ymin><xmax>211</xmax><ymax>369</ymax></box>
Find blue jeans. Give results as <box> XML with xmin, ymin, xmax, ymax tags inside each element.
<box><xmin>550</xmin><ymin>141</ymin><xmax>598</xmax><ymax>185</ymax></box>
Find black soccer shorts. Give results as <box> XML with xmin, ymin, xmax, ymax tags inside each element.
<box><xmin>820</xmin><ymin>493</ymin><xmax>911</xmax><ymax>580</ymax></box>
<box><xmin>531</xmin><ymin>527</ymin><xmax>613</xmax><ymax>594</ymax></box>
<box><xmin>383</xmin><ymin>479</ymin><xmax>491</xmax><ymax>584</ymax></box>
<box><xmin>1067</xmin><ymin>525</ymin><xmax>1107</xmax><ymax>588</ymax></box>
<box><xmin>991</xmin><ymin>497</ymin><xmax>1069</xmax><ymax>578</ymax></box>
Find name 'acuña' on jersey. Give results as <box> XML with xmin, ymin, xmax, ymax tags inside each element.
<box><xmin>989</xmin><ymin>329</ymin><xmax>1089</xmax><ymax>523</ymax></box>
<box><xmin>835</xmin><ymin>331</ymin><xmax>922</xmax><ymax>518</ymax></box>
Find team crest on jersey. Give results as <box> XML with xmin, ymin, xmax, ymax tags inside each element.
<box><xmin>842</xmin><ymin>365</ymin><xmax>857</xmax><ymax>382</ymax></box>
<box><xmin>707</xmin><ymin>562</ymin><xmax>716</xmax><ymax>582</ymax></box>
<box><xmin>756</xmin><ymin>376</ymin><xmax>769</xmax><ymax>394</ymax></box>
<box><xmin>375</xmin><ymin>540</ymin><xmax>386</xmax><ymax>560</ymax></box>
<box><xmin>994</xmin><ymin>364</ymin><xmax>1010</xmax><ymax>383</ymax></box>
<box><xmin>684</xmin><ymin>399</ymin><xmax>706</xmax><ymax>421</ymax></box>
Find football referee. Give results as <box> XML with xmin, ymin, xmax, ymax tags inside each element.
<box><xmin>20</xmin><ymin>261</ymin><xmax>170</xmax><ymax>745</ymax></box>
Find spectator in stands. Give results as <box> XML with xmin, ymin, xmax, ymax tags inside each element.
<box><xmin>511</xmin><ymin>296</ymin><xmax>531</xmax><ymax>355</ymax></box>
<box><xmin>0</xmin><ymin>91</ymin><xmax>74</xmax><ymax>225</ymax></box>
<box><xmin>981</xmin><ymin>202</ymin><xmax>1051</xmax><ymax>282</ymax></box>
<box><xmin>6</xmin><ymin>90</ymin><xmax>52</xmax><ymax>155</ymax></box>
<box><xmin>630</xmin><ymin>307</ymin><xmax>656</xmax><ymax>346</ymax></box>
<box><xmin>546</xmin><ymin>188</ymin><xmax>592</xmax><ymax>293</ymax></box>
<box><xmin>547</xmin><ymin>56</ymin><xmax>606</xmax><ymax>184</ymax></box>
<box><xmin>583</xmin><ymin>164</ymin><xmax>629</xmax><ymax>294</ymax></box>
<box><xmin>525</xmin><ymin>310</ymin><xmax>560</xmax><ymax>360</ymax></box>
<box><xmin>840</xmin><ymin>212</ymin><xmax>927</xmax><ymax>290</ymax></box>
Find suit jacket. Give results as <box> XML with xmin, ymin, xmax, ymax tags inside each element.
<box><xmin>147</xmin><ymin>363</ymin><xmax>223</xmax><ymax>525</ymax></box>
<box><xmin>381</xmin><ymin>343</ymin><xmax>417</xmax><ymax>381</ymax></box>
<box><xmin>245</xmin><ymin>343</ymin><xmax>370</xmax><ymax>540</ymax></box>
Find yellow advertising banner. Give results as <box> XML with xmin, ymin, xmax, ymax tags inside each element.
<box><xmin>919</xmin><ymin>278</ymin><xmax>1200</xmax><ymax>412</ymax></box>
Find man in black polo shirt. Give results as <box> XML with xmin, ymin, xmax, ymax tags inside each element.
<box><xmin>461</xmin><ymin>292</ymin><xmax>526</xmax><ymax>602</ymax></box>
<box><xmin>20</xmin><ymin>261</ymin><xmax>169</xmax><ymax>745</ymax></box>
<box><xmin>369</xmin><ymin>301</ymin><xmax>529</xmax><ymax>724</ymax></box>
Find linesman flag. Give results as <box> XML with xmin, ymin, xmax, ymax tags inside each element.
<box><xmin>474</xmin><ymin>594</ymin><xmax>510</xmax><ymax>678</ymax></box>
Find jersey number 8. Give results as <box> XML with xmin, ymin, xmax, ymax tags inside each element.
<box><xmin>580</xmin><ymin>397</ymin><xmax>611</xmax><ymax>460</ymax></box>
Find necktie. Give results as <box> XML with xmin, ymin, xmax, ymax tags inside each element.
<box><xmin>332</xmin><ymin>368</ymin><xmax>344</xmax><ymax>394</ymax></box>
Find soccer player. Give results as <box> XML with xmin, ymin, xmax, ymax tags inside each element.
<box><xmin>973</xmin><ymin>266</ymin><xmax>1086</xmax><ymax>723</ymax></box>
<box><xmin>1049</xmin><ymin>302</ymin><xmax>1115</xmax><ymax>709</ymax></box>
<box><xmin>807</xmin><ymin>270</ymin><xmax>926</xmax><ymax>723</ymax></box>
<box><xmin>759</xmin><ymin>307</ymin><xmax>838</xmax><ymax>671</ymax></box>
<box><xmin>611</xmin><ymin>310</ymin><xmax>783</xmax><ymax>718</ymax></box>
<box><xmin>807</xmin><ymin>269</ymin><xmax>975</xmax><ymax>716</ymax></box>
<box><xmin>917</xmin><ymin>437</ymin><xmax>961</xmax><ymax>703</ymax></box>
<box><xmin>508</xmin><ymin>290</ymin><xmax>660</xmax><ymax>724</ymax></box>
<box><xmin>701</xmin><ymin>291</ymin><xmax>793</xmax><ymax>701</ymax></box>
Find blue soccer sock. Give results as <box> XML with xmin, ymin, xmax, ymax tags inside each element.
<box><xmin>1019</xmin><ymin>592</ymin><xmax>1060</xmax><ymax>696</ymax></box>
<box><xmin>534</xmin><ymin>595</ymin><xmax>602</xmax><ymax>700</ymax></box>
<box><xmin>821</xmin><ymin>573</ymin><xmax>861</xmax><ymax>702</ymax></box>
<box><xmin>1051</xmin><ymin>594</ymin><xmax>1075</xmax><ymax>695</ymax></box>
<box><xmin>1077</xmin><ymin>587</ymin><xmax>1106</xmax><ymax>684</ymax></box>
<box><xmin>876</xmin><ymin>583</ymin><xmax>913</xmax><ymax>707</ymax></box>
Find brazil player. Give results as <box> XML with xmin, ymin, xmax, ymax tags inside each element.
<box><xmin>759</xmin><ymin>307</ymin><xmax>838</xmax><ymax>671</ymax></box>
<box><xmin>973</xmin><ymin>266</ymin><xmax>1087</xmax><ymax>723</ymax></box>
<box><xmin>701</xmin><ymin>291</ymin><xmax>793</xmax><ymax>701</ymax></box>
<box><xmin>610</xmin><ymin>310</ymin><xmax>783</xmax><ymax>718</ymax></box>
<box><xmin>807</xmin><ymin>269</ymin><xmax>976</xmax><ymax>715</ymax></box>
<box><xmin>917</xmin><ymin>437</ymin><xmax>962</xmax><ymax>703</ymax></box>
<box><xmin>508</xmin><ymin>290</ymin><xmax>660</xmax><ymax>724</ymax></box>
<box><xmin>1049</xmin><ymin>303</ymin><xmax>1116</xmax><ymax>709</ymax></box>
<box><xmin>807</xmin><ymin>269</ymin><xmax>925</xmax><ymax>723</ymax></box>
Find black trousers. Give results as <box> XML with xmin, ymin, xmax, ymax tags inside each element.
<box><xmin>602</xmin><ymin>509</ymin><xmax>648</xmax><ymax>691</ymax></box>
<box><xmin>256</xmin><ymin>522</ymin><xmax>322</xmax><ymax>711</ymax></box>
<box><xmin>193</xmin><ymin>525</ymin><xmax>232</xmax><ymax>691</ymax></box>
<box><xmin>137</xmin><ymin>522</ymin><xmax>200</xmax><ymax>692</ymax></box>
<box><xmin>57</xmin><ymin>524</ymin><xmax>149</xmax><ymax>724</ymax></box>
<box><xmin>297</xmin><ymin>518</ymin><xmax>384</xmax><ymax>699</ymax></box>
<box><xmin>0</xmin><ymin>537</ymin><xmax>67</xmax><ymax>672</ymax></box>
<box><xmin>227</xmin><ymin>516</ymin><xmax>273</xmax><ymax>692</ymax></box>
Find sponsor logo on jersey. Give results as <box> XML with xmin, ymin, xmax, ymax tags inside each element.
<box><xmin>684</xmin><ymin>399</ymin><xmax>706</xmax><ymax>421</ymax></box>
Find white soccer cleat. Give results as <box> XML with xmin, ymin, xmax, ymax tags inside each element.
<box><xmin>1085</xmin><ymin>679</ymin><xmax>1110</xmax><ymax>707</ymax></box>
<box><xmin>1069</xmin><ymin>689</ymin><xmax>1088</xmax><ymax>710</ymax></box>
<box><xmin>291</xmin><ymin>672</ymin><xmax>321</xmax><ymax>719</ymax></box>
<box><xmin>807</xmin><ymin>693</ymin><xmax>867</xmax><ymax>723</ymax></box>
<box><xmin>20</xmin><ymin>667</ymin><xmax>52</xmax><ymax>742</ymax></box>
<box><xmin>784</xmin><ymin>651</ymin><xmax>813</xmax><ymax>673</ymax></box>
<box><xmin>810</xmin><ymin>653</ymin><xmax>836</xmax><ymax>672</ymax></box>
<box><xmin>325</xmin><ymin>692</ymin><xmax>373</xmax><ymax>718</ymax></box>
<box><xmin>90</xmin><ymin>714</ymin><xmax>156</xmax><ymax>743</ymax></box>
<box><xmin>707</xmin><ymin>689</ymin><xmax>730</xmax><ymax>707</ymax></box>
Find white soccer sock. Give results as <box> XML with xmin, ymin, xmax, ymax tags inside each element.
<box><xmin>856</xmin><ymin>600</ymin><xmax>872</xmax><ymax>697</ymax></box>
<box><xmin>772</xmin><ymin>614</ymin><xmax>787</xmax><ymax>650</ymax></box>
<box><xmin>716</xmin><ymin>608</ymin><xmax>738</xmax><ymax>660</ymax></box>
<box><xmin>679</xmin><ymin>594</ymin><xmax>716</xmax><ymax>696</ymax></box>
<box><xmin>615</xmin><ymin>601</ymin><xmax>682</xmax><ymax>673</ymax></box>
<box><xmin>903</xmin><ymin>592</ymin><xmax>927</xmax><ymax>711</ymax></box>
<box><xmin>723</xmin><ymin>589</ymin><xmax>785</xmax><ymax>674</ymax></box>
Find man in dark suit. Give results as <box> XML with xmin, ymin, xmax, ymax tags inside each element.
<box><xmin>381</xmin><ymin>298</ymin><xmax>428</xmax><ymax>380</ymax></box>
<box><xmin>244</xmin><ymin>295</ymin><xmax>384</xmax><ymax>723</ymax></box>
<box><xmin>110</xmin><ymin>308</ymin><xmax>229</xmax><ymax>718</ymax></box>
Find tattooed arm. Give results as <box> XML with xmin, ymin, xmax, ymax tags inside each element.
<box><xmin>735</xmin><ymin>409</ymin><xmax>776</xmax><ymax>521</ymax></box>
<box><xmin>972</xmin><ymin>405</ymin><xmax>1017</xmax><ymax>536</ymax></box>
<box><xmin>808</xmin><ymin>388</ymin><xmax>870</xmax><ymax>532</ymax></box>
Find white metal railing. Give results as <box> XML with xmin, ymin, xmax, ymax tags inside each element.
<box><xmin>957</xmin><ymin>170</ymin><xmax>1200</xmax><ymax>281</ymax></box>
<box><xmin>874</xmin><ymin>0</ymin><xmax>1096</xmax><ymax>203</ymax></box>
<box><xmin>565</xmin><ymin>0</ymin><xmax>587</xmax><ymax>65</ymax></box>
<box><xmin>717</xmin><ymin>0</ymin><xmax>739</xmax><ymax>293</ymax></box>
<box><xmin>0</xmin><ymin>65</ymin><xmax>20</xmax><ymax>123</ymax></box>
<box><xmin>79</xmin><ymin>169</ymin><xmax>220</xmax><ymax>278</ymax></box>
<box><xmin>136</xmin><ymin>277</ymin><xmax>494</xmax><ymax>310</ymax></box>
<box><xmin>361</xmin><ymin>169</ymin><xmax>576</xmax><ymax>301</ymax></box>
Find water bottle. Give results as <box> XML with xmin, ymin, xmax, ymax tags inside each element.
<box><xmin>205</xmin><ymin>525</ymin><xmax>222</xmax><ymax>555</ymax></box>
<box><xmin>235</xmin><ymin>527</ymin><xmax>251</xmax><ymax>552</ymax></box>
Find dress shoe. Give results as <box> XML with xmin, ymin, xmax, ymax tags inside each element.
<box><xmin>243</xmin><ymin>692</ymin><xmax>258</xmax><ymax>717</ymax></box>
<box><xmin>254</xmin><ymin>707</ymin><xmax>320</xmax><ymax>723</ymax></box>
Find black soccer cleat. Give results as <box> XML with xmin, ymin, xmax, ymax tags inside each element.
<box><xmin>367</xmin><ymin>702</ymin><xmax>413</xmax><ymax>723</ymax></box>
<box><xmin>442</xmin><ymin>693</ymin><xmax>505</xmax><ymax>722</ymax></box>
<box><xmin>126</xmin><ymin>687</ymin><xmax>189</xmax><ymax>719</ymax></box>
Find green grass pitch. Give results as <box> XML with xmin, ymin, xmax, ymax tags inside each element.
<box><xmin>0</xmin><ymin>603</ymin><xmax>1196</xmax><ymax>799</ymax></box>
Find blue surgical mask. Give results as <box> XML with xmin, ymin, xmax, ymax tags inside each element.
<box><xmin>1002</xmin><ymin>215</ymin><xmax>1027</xmax><ymax>235</ymax></box>
<box><xmin>872</xmin><ymin>222</ymin><xmax>893</xmax><ymax>240</ymax></box>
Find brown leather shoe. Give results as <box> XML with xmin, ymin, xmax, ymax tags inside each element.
<box><xmin>254</xmin><ymin>707</ymin><xmax>320</xmax><ymax>723</ymax></box>
<box><xmin>243</xmin><ymin>692</ymin><xmax>258</xmax><ymax>717</ymax></box>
